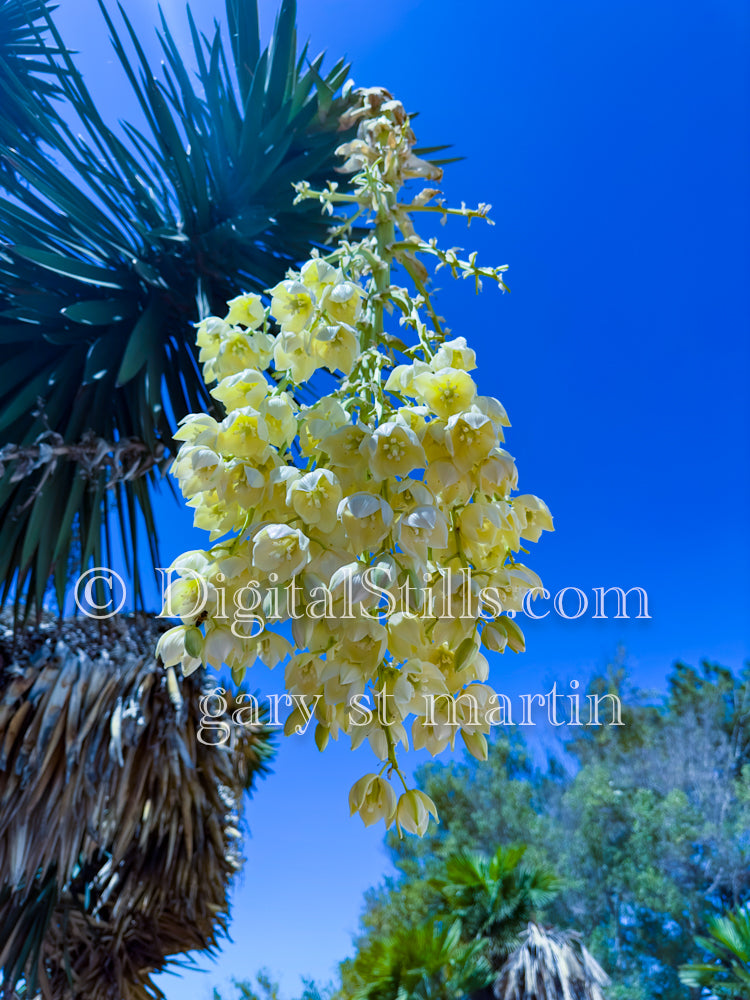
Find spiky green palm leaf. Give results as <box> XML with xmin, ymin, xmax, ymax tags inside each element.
<box><xmin>494</xmin><ymin>923</ymin><xmax>609</xmax><ymax>1000</ymax></box>
<box><xmin>0</xmin><ymin>612</ymin><xmax>273</xmax><ymax>1000</ymax></box>
<box><xmin>0</xmin><ymin>0</ymin><xmax>353</xmax><ymax>613</ymax></box>
<box><xmin>350</xmin><ymin>918</ymin><xmax>492</xmax><ymax>1000</ymax></box>
<box><xmin>0</xmin><ymin>0</ymin><xmax>66</xmax><ymax>151</ymax></box>
<box><xmin>679</xmin><ymin>907</ymin><xmax>750</xmax><ymax>998</ymax></box>
<box><xmin>428</xmin><ymin>846</ymin><xmax>561</xmax><ymax>968</ymax></box>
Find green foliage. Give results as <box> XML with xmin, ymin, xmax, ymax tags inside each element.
<box><xmin>338</xmin><ymin>841</ymin><xmax>558</xmax><ymax>999</ymax></box>
<box><xmin>679</xmin><ymin>907</ymin><xmax>750</xmax><ymax>998</ymax></box>
<box><xmin>346</xmin><ymin>659</ymin><xmax>750</xmax><ymax>1000</ymax></box>
<box><xmin>0</xmin><ymin>0</ymin><xmax>64</xmax><ymax>151</ymax></box>
<box><xmin>214</xmin><ymin>971</ymin><xmax>333</xmax><ymax>1000</ymax></box>
<box><xmin>345</xmin><ymin>919</ymin><xmax>491</xmax><ymax>1000</ymax></box>
<box><xmin>0</xmin><ymin>0</ymin><xmax>353</xmax><ymax>612</ymax></box>
<box><xmin>428</xmin><ymin>845</ymin><xmax>560</xmax><ymax>969</ymax></box>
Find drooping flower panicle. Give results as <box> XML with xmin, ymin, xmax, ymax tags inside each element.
<box><xmin>159</xmin><ymin>85</ymin><xmax>553</xmax><ymax>834</ymax></box>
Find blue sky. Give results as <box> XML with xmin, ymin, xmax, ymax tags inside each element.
<box><xmin>54</xmin><ymin>0</ymin><xmax>750</xmax><ymax>995</ymax></box>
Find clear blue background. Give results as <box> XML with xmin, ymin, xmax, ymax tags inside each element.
<box><xmin>53</xmin><ymin>0</ymin><xmax>749</xmax><ymax>995</ymax></box>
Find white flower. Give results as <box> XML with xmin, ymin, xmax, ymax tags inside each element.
<box><xmin>321</xmin><ymin>280</ymin><xmax>363</xmax><ymax>325</ymax></box>
<box><xmin>252</xmin><ymin>524</ymin><xmax>311</xmax><ymax>579</ymax></box>
<box><xmin>349</xmin><ymin>774</ymin><xmax>397</xmax><ymax>827</ymax></box>
<box><xmin>224</xmin><ymin>292</ymin><xmax>265</xmax><ymax>329</ymax></box>
<box><xmin>269</xmin><ymin>279</ymin><xmax>316</xmax><ymax>332</ymax></box>
<box><xmin>397</xmin><ymin>505</ymin><xmax>449</xmax><ymax>562</ymax></box>
<box><xmin>430</xmin><ymin>336</ymin><xmax>477</xmax><ymax>372</ymax></box>
<box><xmin>337</xmin><ymin>493</ymin><xmax>393</xmax><ymax>553</ymax></box>
<box><xmin>363</xmin><ymin>421</ymin><xmax>426</xmax><ymax>480</ymax></box>
<box><xmin>288</xmin><ymin>468</ymin><xmax>343</xmax><ymax>534</ymax></box>
<box><xmin>394</xmin><ymin>789</ymin><xmax>439</xmax><ymax>836</ymax></box>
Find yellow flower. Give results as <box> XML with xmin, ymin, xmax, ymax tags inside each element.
<box><xmin>513</xmin><ymin>494</ymin><xmax>554</xmax><ymax>542</ymax></box>
<box><xmin>171</xmin><ymin>446</ymin><xmax>222</xmax><ymax>497</ymax></box>
<box><xmin>321</xmin><ymin>280</ymin><xmax>363</xmax><ymax>325</ymax></box>
<box><xmin>390</xmin><ymin>477</ymin><xmax>435</xmax><ymax>511</ymax></box>
<box><xmin>390</xmin><ymin>660</ymin><xmax>449</xmax><ymax>717</ymax></box>
<box><xmin>269</xmin><ymin>279</ymin><xmax>316</xmax><ymax>332</ymax></box>
<box><xmin>156</xmin><ymin>626</ymin><xmax>203</xmax><ymax>676</ymax></box>
<box><xmin>173</xmin><ymin>413</ymin><xmax>219</xmax><ymax>447</ymax></box>
<box><xmin>439</xmin><ymin>641</ymin><xmax>490</xmax><ymax>693</ymax></box>
<box><xmin>204</xmin><ymin>330</ymin><xmax>273</xmax><ymax>381</ymax></box>
<box><xmin>476</xmin><ymin>394</ymin><xmax>511</xmax><ymax>432</ymax></box>
<box><xmin>312</xmin><ymin>323</ymin><xmax>360</xmax><ymax>375</ymax></box>
<box><xmin>397</xmin><ymin>505</ymin><xmax>449</xmax><ymax>563</ymax></box>
<box><xmin>260</xmin><ymin>465</ymin><xmax>300</xmax><ymax>520</ymax></box>
<box><xmin>445</xmin><ymin>409</ymin><xmax>498</xmax><ymax>472</ymax></box>
<box><xmin>288</xmin><ymin>469</ymin><xmax>343</xmax><ymax>534</ymax></box>
<box><xmin>223</xmin><ymin>459</ymin><xmax>266</xmax><ymax>509</ymax></box>
<box><xmin>251</xmin><ymin>523</ymin><xmax>311</xmax><ymax>579</ymax></box>
<box><xmin>250</xmin><ymin>630</ymin><xmax>293</xmax><ymax>669</ymax></box>
<box><xmin>260</xmin><ymin>393</ymin><xmax>298</xmax><ymax>448</ymax></box>
<box><xmin>336</xmin><ymin>614</ymin><xmax>388</xmax><ymax>678</ymax></box>
<box><xmin>395</xmin><ymin>404</ymin><xmax>429</xmax><ymax>438</ymax></box>
<box><xmin>300</xmin><ymin>257</ymin><xmax>337</xmax><ymax>298</ymax></box>
<box><xmin>189</xmin><ymin>492</ymin><xmax>242</xmax><ymax>540</ymax></box>
<box><xmin>458</xmin><ymin>501</ymin><xmax>503</xmax><ymax>553</ymax></box>
<box><xmin>216</xmin><ymin>408</ymin><xmax>270</xmax><ymax>461</ymax></box>
<box><xmin>210</xmin><ymin>369</ymin><xmax>270</xmax><ymax>411</ymax></box>
<box><xmin>476</xmin><ymin>448</ymin><xmax>518</xmax><ymax>497</ymax></box>
<box><xmin>338</xmin><ymin>492</ymin><xmax>393</xmax><ymax>553</ymax></box>
<box><xmin>384</xmin><ymin>360</ymin><xmax>430</xmax><ymax>395</ymax></box>
<box><xmin>363</xmin><ymin>421</ymin><xmax>426</xmax><ymax>480</ymax></box>
<box><xmin>412</xmin><ymin>716</ymin><xmax>454</xmax><ymax>756</ymax></box>
<box><xmin>285</xmin><ymin>652</ymin><xmax>324</xmax><ymax>698</ymax></box>
<box><xmin>424</xmin><ymin>459</ymin><xmax>472</xmax><ymax>506</ymax></box>
<box><xmin>298</xmin><ymin>396</ymin><xmax>349</xmax><ymax>456</ymax></box>
<box><xmin>430</xmin><ymin>336</ymin><xmax>477</xmax><ymax>372</ymax></box>
<box><xmin>386</xmin><ymin>612</ymin><xmax>427</xmax><ymax>661</ymax></box>
<box><xmin>273</xmin><ymin>330</ymin><xmax>318</xmax><ymax>384</ymax></box>
<box><xmin>394</xmin><ymin>789</ymin><xmax>439</xmax><ymax>836</ymax></box>
<box><xmin>319</xmin><ymin>423</ymin><xmax>371</xmax><ymax>486</ymax></box>
<box><xmin>224</xmin><ymin>292</ymin><xmax>265</xmax><ymax>329</ymax></box>
<box><xmin>412</xmin><ymin>366</ymin><xmax>477</xmax><ymax>418</ymax></box>
<box><xmin>162</xmin><ymin>574</ymin><xmax>216</xmax><ymax>622</ymax></box>
<box><xmin>196</xmin><ymin>316</ymin><xmax>231</xmax><ymax>363</ymax></box>
<box><xmin>203</xmin><ymin>624</ymin><xmax>246</xmax><ymax>670</ymax></box>
<box><xmin>349</xmin><ymin>774</ymin><xmax>397</xmax><ymax>828</ymax></box>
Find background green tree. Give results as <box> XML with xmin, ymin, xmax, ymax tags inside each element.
<box><xmin>342</xmin><ymin>659</ymin><xmax>750</xmax><ymax>1000</ymax></box>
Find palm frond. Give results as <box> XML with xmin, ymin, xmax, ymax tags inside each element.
<box><xmin>428</xmin><ymin>845</ymin><xmax>561</xmax><ymax>965</ymax></box>
<box><xmin>494</xmin><ymin>923</ymin><xmax>610</xmax><ymax>1000</ymax></box>
<box><xmin>0</xmin><ymin>612</ymin><xmax>273</xmax><ymax>999</ymax></box>
<box><xmin>350</xmin><ymin>918</ymin><xmax>492</xmax><ymax>1000</ymax></box>
<box><xmin>679</xmin><ymin>907</ymin><xmax>750</xmax><ymax>998</ymax></box>
<box><xmin>0</xmin><ymin>0</ymin><xmax>65</xmax><ymax>151</ymax></box>
<box><xmin>0</xmin><ymin>0</ymin><xmax>354</xmax><ymax>614</ymax></box>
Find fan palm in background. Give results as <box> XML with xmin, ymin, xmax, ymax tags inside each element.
<box><xmin>494</xmin><ymin>923</ymin><xmax>610</xmax><ymax>1000</ymax></box>
<box><xmin>338</xmin><ymin>846</ymin><xmax>575</xmax><ymax>1000</ymax></box>
<box><xmin>428</xmin><ymin>845</ymin><xmax>561</xmax><ymax>971</ymax></box>
<box><xmin>0</xmin><ymin>0</ymin><xmax>352</xmax><ymax>614</ymax></box>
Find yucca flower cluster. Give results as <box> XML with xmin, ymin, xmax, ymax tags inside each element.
<box><xmin>157</xmin><ymin>86</ymin><xmax>553</xmax><ymax>836</ymax></box>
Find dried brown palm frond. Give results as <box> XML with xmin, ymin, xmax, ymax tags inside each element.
<box><xmin>493</xmin><ymin>922</ymin><xmax>610</xmax><ymax>1000</ymax></box>
<box><xmin>0</xmin><ymin>612</ymin><xmax>272</xmax><ymax>1000</ymax></box>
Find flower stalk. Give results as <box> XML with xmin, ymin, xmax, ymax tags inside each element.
<box><xmin>158</xmin><ymin>85</ymin><xmax>553</xmax><ymax>834</ymax></box>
